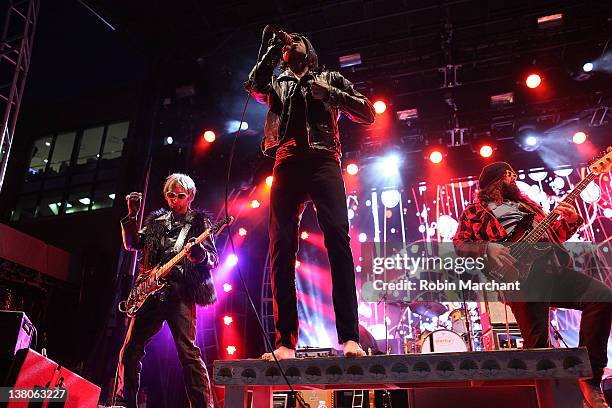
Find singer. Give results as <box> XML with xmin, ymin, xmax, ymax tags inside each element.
<box><xmin>245</xmin><ymin>27</ymin><xmax>375</xmax><ymax>360</ymax></box>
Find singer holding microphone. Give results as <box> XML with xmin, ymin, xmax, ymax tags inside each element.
<box><xmin>245</xmin><ymin>26</ymin><xmax>375</xmax><ymax>360</ymax></box>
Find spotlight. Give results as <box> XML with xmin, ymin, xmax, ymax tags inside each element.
<box><xmin>223</xmin><ymin>316</ymin><xmax>233</xmax><ymax>325</ymax></box>
<box><xmin>164</xmin><ymin>136</ymin><xmax>174</xmax><ymax>145</ymax></box>
<box><xmin>346</xmin><ymin>163</ymin><xmax>359</xmax><ymax>175</ymax></box>
<box><xmin>429</xmin><ymin>150</ymin><xmax>443</xmax><ymax>164</ymax></box>
<box><xmin>265</xmin><ymin>176</ymin><xmax>273</xmax><ymax>187</ymax></box>
<box><xmin>525</xmin><ymin>136</ymin><xmax>538</xmax><ymax>147</ymax></box>
<box><xmin>525</xmin><ymin>73</ymin><xmax>542</xmax><ymax>89</ymax></box>
<box><xmin>223</xmin><ymin>283</ymin><xmax>233</xmax><ymax>292</ymax></box>
<box><xmin>226</xmin><ymin>254</ymin><xmax>238</xmax><ymax>267</ymax></box>
<box><xmin>380</xmin><ymin>153</ymin><xmax>401</xmax><ymax>177</ymax></box>
<box><xmin>583</xmin><ymin>62</ymin><xmax>594</xmax><ymax>72</ymax></box>
<box><xmin>203</xmin><ymin>130</ymin><xmax>216</xmax><ymax>143</ymax></box>
<box><xmin>226</xmin><ymin>345</ymin><xmax>236</xmax><ymax>355</ymax></box>
<box><xmin>250</xmin><ymin>199</ymin><xmax>260</xmax><ymax>209</ymax></box>
<box><xmin>238</xmin><ymin>227</ymin><xmax>247</xmax><ymax>236</ymax></box>
<box><xmin>572</xmin><ymin>131</ymin><xmax>587</xmax><ymax>144</ymax></box>
<box><xmin>300</xmin><ymin>231</ymin><xmax>309</xmax><ymax>240</ymax></box>
<box><xmin>516</xmin><ymin>125</ymin><xmax>541</xmax><ymax>152</ymax></box>
<box><xmin>479</xmin><ymin>145</ymin><xmax>494</xmax><ymax>158</ymax></box>
<box><xmin>373</xmin><ymin>100</ymin><xmax>387</xmax><ymax>114</ymax></box>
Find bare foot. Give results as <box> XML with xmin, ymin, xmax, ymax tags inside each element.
<box><xmin>261</xmin><ymin>346</ymin><xmax>296</xmax><ymax>361</ymax></box>
<box><xmin>342</xmin><ymin>340</ymin><xmax>366</xmax><ymax>357</ymax></box>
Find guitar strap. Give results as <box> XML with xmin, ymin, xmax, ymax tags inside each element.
<box><xmin>173</xmin><ymin>222</ymin><xmax>192</xmax><ymax>253</ymax></box>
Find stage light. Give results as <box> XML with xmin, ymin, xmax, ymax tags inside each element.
<box><xmin>265</xmin><ymin>176</ymin><xmax>273</xmax><ymax>187</ymax></box>
<box><xmin>226</xmin><ymin>120</ymin><xmax>248</xmax><ymax>133</ymax></box>
<box><xmin>525</xmin><ymin>73</ymin><xmax>542</xmax><ymax>89</ymax></box>
<box><xmin>479</xmin><ymin>145</ymin><xmax>494</xmax><ymax>158</ymax></box>
<box><xmin>380</xmin><ymin>153</ymin><xmax>401</xmax><ymax>177</ymax></box>
<box><xmin>226</xmin><ymin>345</ymin><xmax>236</xmax><ymax>355</ymax></box>
<box><xmin>223</xmin><ymin>283</ymin><xmax>233</xmax><ymax>292</ymax></box>
<box><xmin>226</xmin><ymin>254</ymin><xmax>238</xmax><ymax>267</ymax></box>
<box><xmin>250</xmin><ymin>199</ymin><xmax>260</xmax><ymax>209</ymax></box>
<box><xmin>203</xmin><ymin>130</ymin><xmax>216</xmax><ymax>143</ymax></box>
<box><xmin>358</xmin><ymin>233</ymin><xmax>367</xmax><ymax>242</ymax></box>
<box><xmin>381</xmin><ymin>189</ymin><xmax>401</xmax><ymax>208</ymax></box>
<box><xmin>373</xmin><ymin>100</ymin><xmax>387</xmax><ymax>114</ymax></box>
<box><xmin>238</xmin><ymin>227</ymin><xmax>247</xmax><ymax>236</ymax></box>
<box><xmin>295</xmin><ymin>260</ymin><xmax>301</xmax><ymax>268</ymax></box>
<box><xmin>164</xmin><ymin>136</ymin><xmax>174</xmax><ymax>145</ymax></box>
<box><xmin>79</xmin><ymin>197</ymin><xmax>91</xmax><ymax>205</ymax></box>
<box><xmin>223</xmin><ymin>316</ymin><xmax>233</xmax><ymax>325</ymax></box>
<box><xmin>583</xmin><ymin>62</ymin><xmax>594</xmax><ymax>72</ymax></box>
<box><xmin>516</xmin><ymin>126</ymin><xmax>542</xmax><ymax>152</ymax></box>
<box><xmin>346</xmin><ymin>163</ymin><xmax>359</xmax><ymax>175</ymax></box>
<box><xmin>525</xmin><ymin>136</ymin><xmax>538</xmax><ymax>146</ymax></box>
<box><xmin>300</xmin><ymin>231</ymin><xmax>309</xmax><ymax>240</ymax></box>
<box><xmin>429</xmin><ymin>150</ymin><xmax>443</xmax><ymax>164</ymax></box>
<box><xmin>572</xmin><ymin>131</ymin><xmax>587</xmax><ymax>144</ymax></box>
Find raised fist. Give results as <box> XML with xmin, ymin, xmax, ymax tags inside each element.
<box><xmin>125</xmin><ymin>192</ymin><xmax>142</xmax><ymax>217</ymax></box>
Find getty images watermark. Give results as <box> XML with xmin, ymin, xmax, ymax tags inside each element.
<box><xmin>359</xmin><ymin>241</ymin><xmax>611</xmax><ymax>303</ymax></box>
<box><xmin>360</xmin><ymin>241</ymin><xmax>521</xmax><ymax>303</ymax></box>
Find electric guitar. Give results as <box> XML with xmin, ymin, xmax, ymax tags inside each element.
<box><xmin>119</xmin><ymin>215</ymin><xmax>234</xmax><ymax>317</ymax></box>
<box><xmin>488</xmin><ymin>147</ymin><xmax>611</xmax><ymax>283</ymax></box>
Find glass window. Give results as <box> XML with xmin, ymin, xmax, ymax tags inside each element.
<box><xmin>77</xmin><ymin>126</ymin><xmax>104</xmax><ymax>165</ymax></box>
<box><xmin>27</xmin><ymin>136</ymin><xmax>53</xmax><ymax>180</ymax></box>
<box><xmin>48</xmin><ymin>131</ymin><xmax>76</xmax><ymax>174</ymax></box>
<box><xmin>66</xmin><ymin>186</ymin><xmax>92</xmax><ymax>214</ymax></box>
<box><xmin>38</xmin><ymin>191</ymin><xmax>65</xmax><ymax>217</ymax></box>
<box><xmin>11</xmin><ymin>194</ymin><xmax>37</xmax><ymax>221</ymax></box>
<box><xmin>102</xmin><ymin>122</ymin><xmax>128</xmax><ymax>160</ymax></box>
<box><xmin>92</xmin><ymin>182</ymin><xmax>116</xmax><ymax>210</ymax></box>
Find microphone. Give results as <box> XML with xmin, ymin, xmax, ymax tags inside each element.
<box><xmin>265</xmin><ymin>25</ymin><xmax>292</xmax><ymax>46</ymax></box>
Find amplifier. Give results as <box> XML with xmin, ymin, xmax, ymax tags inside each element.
<box><xmin>480</xmin><ymin>301</ymin><xmax>517</xmax><ymax>334</ymax></box>
<box><xmin>4</xmin><ymin>348</ymin><xmax>101</xmax><ymax>408</ymax></box>
<box><xmin>482</xmin><ymin>323</ymin><xmax>524</xmax><ymax>351</ymax></box>
<box><xmin>0</xmin><ymin>311</ymin><xmax>34</xmax><ymax>357</ymax></box>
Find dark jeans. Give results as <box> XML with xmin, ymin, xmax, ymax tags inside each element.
<box><xmin>116</xmin><ymin>293</ymin><xmax>213</xmax><ymax>408</ymax></box>
<box><xmin>507</xmin><ymin>268</ymin><xmax>612</xmax><ymax>385</ymax></box>
<box><xmin>269</xmin><ymin>155</ymin><xmax>360</xmax><ymax>349</ymax></box>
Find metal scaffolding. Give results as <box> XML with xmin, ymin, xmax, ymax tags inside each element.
<box><xmin>0</xmin><ymin>0</ymin><xmax>39</xmax><ymax>193</ymax></box>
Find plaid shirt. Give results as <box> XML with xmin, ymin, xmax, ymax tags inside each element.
<box><xmin>453</xmin><ymin>198</ymin><xmax>582</xmax><ymax>258</ymax></box>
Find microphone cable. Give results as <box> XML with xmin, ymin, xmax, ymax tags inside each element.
<box><xmin>222</xmin><ymin>25</ymin><xmax>310</xmax><ymax>408</ymax></box>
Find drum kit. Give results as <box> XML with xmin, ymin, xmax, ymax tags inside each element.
<box><xmin>389</xmin><ymin>300</ymin><xmax>472</xmax><ymax>354</ymax></box>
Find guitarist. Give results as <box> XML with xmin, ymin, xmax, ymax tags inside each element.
<box><xmin>116</xmin><ymin>173</ymin><xmax>218</xmax><ymax>408</ymax></box>
<box><xmin>454</xmin><ymin>162</ymin><xmax>612</xmax><ymax>408</ymax></box>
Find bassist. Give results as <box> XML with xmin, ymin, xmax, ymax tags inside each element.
<box><xmin>454</xmin><ymin>162</ymin><xmax>612</xmax><ymax>408</ymax></box>
<box><xmin>116</xmin><ymin>173</ymin><xmax>218</xmax><ymax>408</ymax></box>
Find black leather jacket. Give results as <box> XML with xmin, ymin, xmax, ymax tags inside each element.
<box><xmin>246</xmin><ymin>42</ymin><xmax>375</xmax><ymax>160</ymax></box>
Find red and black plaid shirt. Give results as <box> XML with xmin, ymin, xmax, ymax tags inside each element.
<box><xmin>453</xmin><ymin>197</ymin><xmax>582</xmax><ymax>258</ymax></box>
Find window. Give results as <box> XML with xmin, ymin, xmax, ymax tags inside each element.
<box><xmin>13</xmin><ymin>121</ymin><xmax>129</xmax><ymax>220</ymax></box>
<box><xmin>48</xmin><ymin>131</ymin><xmax>76</xmax><ymax>175</ymax></box>
<box><xmin>77</xmin><ymin>126</ymin><xmax>104</xmax><ymax>165</ymax></box>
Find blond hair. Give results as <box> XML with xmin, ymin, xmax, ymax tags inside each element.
<box><xmin>163</xmin><ymin>173</ymin><xmax>196</xmax><ymax>200</ymax></box>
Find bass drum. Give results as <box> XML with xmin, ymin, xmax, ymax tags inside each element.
<box><xmin>419</xmin><ymin>329</ymin><xmax>468</xmax><ymax>353</ymax></box>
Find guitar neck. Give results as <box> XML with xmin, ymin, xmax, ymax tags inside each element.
<box><xmin>156</xmin><ymin>228</ymin><xmax>213</xmax><ymax>279</ymax></box>
<box><xmin>523</xmin><ymin>170</ymin><xmax>594</xmax><ymax>244</ymax></box>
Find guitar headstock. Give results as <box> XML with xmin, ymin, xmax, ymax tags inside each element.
<box><xmin>211</xmin><ymin>215</ymin><xmax>234</xmax><ymax>235</ymax></box>
<box><xmin>589</xmin><ymin>146</ymin><xmax>612</xmax><ymax>175</ymax></box>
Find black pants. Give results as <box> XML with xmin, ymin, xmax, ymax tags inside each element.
<box><xmin>507</xmin><ymin>268</ymin><xmax>612</xmax><ymax>385</ymax></box>
<box><xmin>116</xmin><ymin>293</ymin><xmax>213</xmax><ymax>408</ymax></box>
<box><xmin>269</xmin><ymin>156</ymin><xmax>360</xmax><ymax>349</ymax></box>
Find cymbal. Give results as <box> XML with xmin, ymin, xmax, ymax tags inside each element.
<box><xmin>408</xmin><ymin>301</ymin><xmax>448</xmax><ymax>318</ymax></box>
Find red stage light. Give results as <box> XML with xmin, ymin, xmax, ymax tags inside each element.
<box><xmin>572</xmin><ymin>131</ymin><xmax>587</xmax><ymax>144</ymax></box>
<box><xmin>479</xmin><ymin>145</ymin><xmax>494</xmax><ymax>158</ymax></box>
<box><xmin>429</xmin><ymin>150</ymin><xmax>443</xmax><ymax>164</ymax></box>
<box><xmin>373</xmin><ymin>100</ymin><xmax>387</xmax><ymax>114</ymax></box>
<box><xmin>250</xmin><ymin>199</ymin><xmax>260</xmax><ymax>209</ymax></box>
<box><xmin>226</xmin><ymin>345</ymin><xmax>236</xmax><ymax>355</ymax></box>
<box><xmin>265</xmin><ymin>176</ymin><xmax>273</xmax><ymax>187</ymax></box>
<box><xmin>346</xmin><ymin>163</ymin><xmax>359</xmax><ymax>175</ymax></box>
<box><xmin>525</xmin><ymin>73</ymin><xmax>542</xmax><ymax>89</ymax></box>
<box><xmin>223</xmin><ymin>316</ymin><xmax>233</xmax><ymax>326</ymax></box>
<box><xmin>203</xmin><ymin>130</ymin><xmax>216</xmax><ymax>143</ymax></box>
<box><xmin>223</xmin><ymin>283</ymin><xmax>232</xmax><ymax>292</ymax></box>
<box><xmin>238</xmin><ymin>227</ymin><xmax>247</xmax><ymax>236</ymax></box>
<box><xmin>300</xmin><ymin>231</ymin><xmax>309</xmax><ymax>240</ymax></box>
